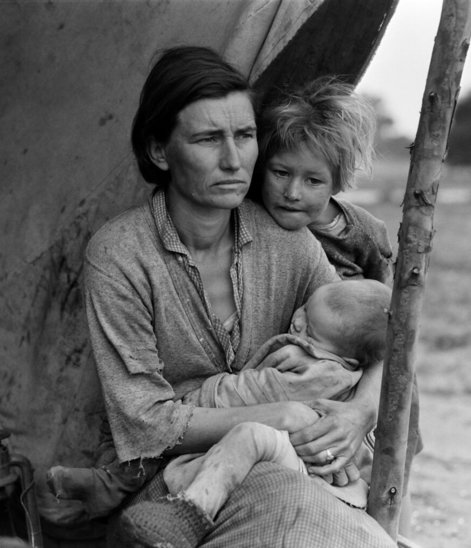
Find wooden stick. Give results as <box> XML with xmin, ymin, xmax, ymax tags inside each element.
<box><xmin>367</xmin><ymin>0</ymin><xmax>471</xmax><ymax>539</ymax></box>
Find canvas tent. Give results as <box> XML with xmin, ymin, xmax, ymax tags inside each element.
<box><xmin>0</xmin><ymin>0</ymin><xmax>399</xmax><ymax>495</ymax></box>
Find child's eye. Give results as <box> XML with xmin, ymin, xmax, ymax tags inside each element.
<box><xmin>273</xmin><ymin>169</ymin><xmax>289</xmax><ymax>178</ymax></box>
<box><xmin>306</xmin><ymin>177</ymin><xmax>322</xmax><ymax>186</ymax></box>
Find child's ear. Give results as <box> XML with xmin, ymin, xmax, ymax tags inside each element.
<box><xmin>148</xmin><ymin>140</ymin><xmax>169</xmax><ymax>171</ymax></box>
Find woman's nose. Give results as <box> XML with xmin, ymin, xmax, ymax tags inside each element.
<box><xmin>283</xmin><ymin>179</ymin><xmax>302</xmax><ymax>201</ymax></box>
<box><xmin>220</xmin><ymin>139</ymin><xmax>241</xmax><ymax>171</ymax></box>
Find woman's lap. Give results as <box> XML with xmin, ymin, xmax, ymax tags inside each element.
<box><xmin>111</xmin><ymin>462</ymin><xmax>395</xmax><ymax>548</ymax></box>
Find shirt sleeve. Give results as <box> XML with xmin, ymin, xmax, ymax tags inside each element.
<box><xmin>183</xmin><ymin>353</ymin><xmax>361</xmax><ymax>407</ymax></box>
<box><xmin>84</xmin><ymin>251</ymin><xmax>194</xmax><ymax>463</ymax></box>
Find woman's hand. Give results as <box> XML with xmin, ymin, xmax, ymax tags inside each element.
<box><xmin>289</xmin><ymin>398</ymin><xmax>374</xmax><ymax>478</ymax></box>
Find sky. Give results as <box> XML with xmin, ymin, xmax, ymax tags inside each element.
<box><xmin>357</xmin><ymin>0</ymin><xmax>471</xmax><ymax>138</ymax></box>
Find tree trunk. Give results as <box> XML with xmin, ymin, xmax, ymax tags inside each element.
<box><xmin>367</xmin><ymin>0</ymin><xmax>471</xmax><ymax>540</ymax></box>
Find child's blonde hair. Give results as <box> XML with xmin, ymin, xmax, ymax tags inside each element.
<box><xmin>254</xmin><ymin>77</ymin><xmax>376</xmax><ymax>194</ymax></box>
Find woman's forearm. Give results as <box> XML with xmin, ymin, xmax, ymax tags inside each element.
<box><xmin>166</xmin><ymin>401</ymin><xmax>317</xmax><ymax>455</ymax></box>
<box><xmin>351</xmin><ymin>360</ymin><xmax>383</xmax><ymax>430</ymax></box>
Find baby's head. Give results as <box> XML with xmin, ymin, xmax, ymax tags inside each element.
<box><xmin>290</xmin><ymin>280</ymin><xmax>392</xmax><ymax>367</ymax></box>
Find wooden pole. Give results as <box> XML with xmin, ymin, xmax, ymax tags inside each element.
<box><xmin>367</xmin><ymin>0</ymin><xmax>471</xmax><ymax>540</ymax></box>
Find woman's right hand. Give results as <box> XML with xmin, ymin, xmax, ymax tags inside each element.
<box><xmin>279</xmin><ymin>401</ymin><xmax>322</xmax><ymax>434</ymax></box>
<box><xmin>281</xmin><ymin>400</ymin><xmax>361</xmax><ymax>486</ymax></box>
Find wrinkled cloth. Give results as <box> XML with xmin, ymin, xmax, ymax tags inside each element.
<box><xmin>310</xmin><ymin>197</ymin><xmax>393</xmax><ymax>283</ymax></box>
<box><xmin>84</xmin><ymin>190</ymin><xmax>337</xmax><ymax>463</ymax></box>
<box><xmin>111</xmin><ymin>462</ymin><xmax>396</xmax><ymax>548</ymax></box>
<box><xmin>184</xmin><ymin>333</ymin><xmax>362</xmax><ymax>407</ymax></box>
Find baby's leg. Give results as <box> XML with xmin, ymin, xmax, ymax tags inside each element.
<box><xmin>117</xmin><ymin>424</ymin><xmax>306</xmax><ymax>548</ymax></box>
<box><xmin>166</xmin><ymin>422</ymin><xmax>305</xmax><ymax>520</ymax></box>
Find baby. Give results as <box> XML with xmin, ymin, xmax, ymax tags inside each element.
<box><xmin>47</xmin><ymin>279</ymin><xmax>391</xmax><ymax>523</ymax></box>
<box><xmin>184</xmin><ymin>279</ymin><xmax>391</xmax><ymax>409</ymax></box>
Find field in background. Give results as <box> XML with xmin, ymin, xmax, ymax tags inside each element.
<box><xmin>346</xmin><ymin>160</ymin><xmax>471</xmax><ymax>548</ymax></box>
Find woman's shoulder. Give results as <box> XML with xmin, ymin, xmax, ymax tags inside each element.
<box><xmin>86</xmin><ymin>200</ymin><xmax>154</xmax><ymax>264</ymax></box>
<box><xmin>241</xmin><ymin>199</ymin><xmax>318</xmax><ymax>249</ymax></box>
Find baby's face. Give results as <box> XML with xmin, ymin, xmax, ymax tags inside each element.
<box><xmin>290</xmin><ymin>290</ymin><xmax>340</xmax><ymax>355</ymax></box>
<box><xmin>289</xmin><ymin>305</ymin><xmax>309</xmax><ymax>338</ymax></box>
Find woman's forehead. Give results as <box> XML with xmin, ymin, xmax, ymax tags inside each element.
<box><xmin>175</xmin><ymin>92</ymin><xmax>256</xmax><ymax>134</ymax></box>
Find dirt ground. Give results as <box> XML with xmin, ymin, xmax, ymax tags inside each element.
<box><xmin>355</xmin><ymin>164</ymin><xmax>471</xmax><ymax>548</ymax></box>
<box><xmin>409</xmin><ymin>393</ymin><xmax>471</xmax><ymax>548</ymax></box>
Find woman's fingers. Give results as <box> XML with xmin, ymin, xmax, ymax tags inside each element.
<box><xmin>332</xmin><ymin>469</ymin><xmax>349</xmax><ymax>487</ymax></box>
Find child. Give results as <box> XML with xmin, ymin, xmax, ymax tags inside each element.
<box><xmin>47</xmin><ymin>279</ymin><xmax>391</xmax><ymax>520</ymax></box>
<box><xmin>251</xmin><ymin>75</ymin><xmax>393</xmax><ymax>283</ymax></box>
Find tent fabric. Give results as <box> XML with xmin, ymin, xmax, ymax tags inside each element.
<box><xmin>0</xmin><ymin>0</ymin><xmax>398</xmax><ymax>477</ymax></box>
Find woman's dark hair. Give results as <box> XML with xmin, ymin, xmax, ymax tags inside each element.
<box><xmin>131</xmin><ymin>46</ymin><xmax>255</xmax><ymax>186</ymax></box>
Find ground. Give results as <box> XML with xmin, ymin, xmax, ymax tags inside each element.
<box><xmin>348</xmin><ymin>162</ymin><xmax>471</xmax><ymax>548</ymax></box>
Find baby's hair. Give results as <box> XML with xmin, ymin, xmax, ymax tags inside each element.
<box><xmin>253</xmin><ymin>76</ymin><xmax>376</xmax><ymax>196</ymax></box>
<box><xmin>322</xmin><ymin>280</ymin><xmax>391</xmax><ymax>366</ymax></box>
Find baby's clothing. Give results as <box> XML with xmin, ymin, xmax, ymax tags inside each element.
<box><xmin>183</xmin><ymin>333</ymin><xmax>362</xmax><ymax>408</ymax></box>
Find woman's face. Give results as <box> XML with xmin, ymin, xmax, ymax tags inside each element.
<box><xmin>261</xmin><ymin>144</ymin><xmax>336</xmax><ymax>230</ymax></box>
<box><xmin>153</xmin><ymin>91</ymin><xmax>258</xmax><ymax>212</ymax></box>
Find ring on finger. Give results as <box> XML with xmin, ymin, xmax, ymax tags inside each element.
<box><xmin>325</xmin><ymin>448</ymin><xmax>336</xmax><ymax>463</ymax></box>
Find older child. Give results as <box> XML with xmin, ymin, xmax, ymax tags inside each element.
<box><xmin>251</xmin><ymin>76</ymin><xmax>393</xmax><ymax>283</ymax></box>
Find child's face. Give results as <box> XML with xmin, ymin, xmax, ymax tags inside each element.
<box><xmin>289</xmin><ymin>289</ymin><xmax>340</xmax><ymax>355</ymax></box>
<box><xmin>261</xmin><ymin>144</ymin><xmax>336</xmax><ymax>231</ymax></box>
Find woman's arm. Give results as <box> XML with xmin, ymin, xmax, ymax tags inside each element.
<box><xmin>289</xmin><ymin>360</ymin><xmax>382</xmax><ymax>474</ymax></box>
<box><xmin>166</xmin><ymin>401</ymin><xmax>321</xmax><ymax>455</ymax></box>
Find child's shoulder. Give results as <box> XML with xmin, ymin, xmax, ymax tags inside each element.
<box><xmin>334</xmin><ymin>197</ymin><xmax>387</xmax><ymax>237</ymax></box>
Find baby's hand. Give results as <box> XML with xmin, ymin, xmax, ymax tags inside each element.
<box><xmin>289</xmin><ymin>306</ymin><xmax>308</xmax><ymax>338</ymax></box>
<box><xmin>257</xmin><ymin>344</ymin><xmax>313</xmax><ymax>373</ymax></box>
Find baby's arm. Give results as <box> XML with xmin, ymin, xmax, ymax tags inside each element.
<box><xmin>184</xmin><ymin>343</ymin><xmax>360</xmax><ymax>408</ymax></box>
<box><xmin>164</xmin><ymin>422</ymin><xmax>306</xmax><ymax>519</ymax></box>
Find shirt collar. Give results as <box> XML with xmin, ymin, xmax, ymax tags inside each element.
<box><xmin>152</xmin><ymin>188</ymin><xmax>253</xmax><ymax>255</ymax></box>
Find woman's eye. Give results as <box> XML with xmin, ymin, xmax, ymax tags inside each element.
<box><xmin>237</xmin><ymin>132</ymin><xmax>256</xmax><ymax>141</ymax></box>
<box><xmin>201</xmin><ymin>137</ymin><xmax>217</xmax><ymax>143</ymax></box>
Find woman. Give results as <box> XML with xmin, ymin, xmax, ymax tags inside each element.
<box><xmin>84</xmin><ymin>46</ymin><xmax>394</xmax><ymax>546</ymax></box>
